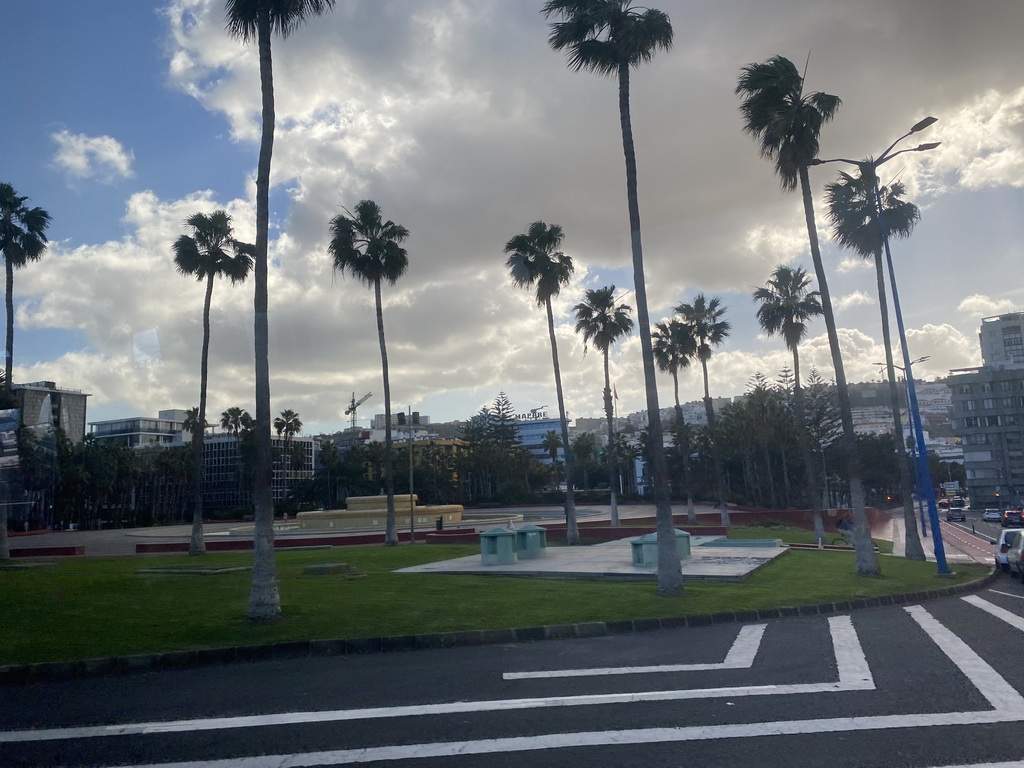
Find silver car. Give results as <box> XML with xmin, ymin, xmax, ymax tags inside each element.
<box><xmin>983</xmin><ymin>508</ymin><xmax>1003</xmax><ymax>523</ymax></box>
<box><xmin>994</xmin><ymin>528</ymin><xmax>1024</xmax><ymax>573</ymax></box>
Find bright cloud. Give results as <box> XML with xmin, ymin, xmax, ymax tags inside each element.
<box><xmin>957</xmin><ymin>293</ymin><xmax>1018</xmax><ymax>318</ymax></box>
<box><xmin>51</xmin><ymin>130</ymin><xmax>135</xmax><ymax>183</ymax></box>
<box><xmin>835</xmin><ymin>291</ymin><xmax>874</xmax><ymax>313</ymax></box>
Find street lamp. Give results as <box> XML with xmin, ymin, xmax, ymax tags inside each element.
<box><xmin>811</xmin><ymin>117</ymin><xmax>950</xmax><ymax>575</ymax></box>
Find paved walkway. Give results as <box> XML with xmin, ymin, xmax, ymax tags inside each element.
<box><xmin>398</xmin><ymin>535</ymin><xmax>788</xmax><ymax>582</ymax></box>
<box><xmin>890</xmin><ymin>513</ymin><xmax>993</xmax><ymax>567</ymax></box>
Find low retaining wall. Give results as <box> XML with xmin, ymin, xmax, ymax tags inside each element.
<box><xmin>10</xmin><ymin>546</ymin><xmax>85</xmax><ymax>558</ymax></box>
<box><xmin>135</xmin><ymin>528</ymin><xmax>481</xmax><ymax>554</ymax></box>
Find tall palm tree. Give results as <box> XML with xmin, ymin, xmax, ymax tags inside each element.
<box><xmin>826</xmin><ymin>168</ymin><xmax>927</xmax><ymax>561</ymax></box>
<box><xmin>574</xmin><ymin>285</ymin><xmax>633</xmax><ymax>525</ymax></box>
<box><xmin>273</xmin><ymin>408</ymin><xmax>302</xmax><ymax>498</ymax></box>
<box><xmin>328</xmin><ymin>199</ymin><xmax>409</xmax><ymax>545</ymax></box>
<box><xmin>736</xmin><ymin>55</ymin><xmax>879</xmax><ymax>576</ymax></box>
<box><xmin>226</xmin><ymin>0</ymin><xmax>335</xmax><ymax>621</ymax></box>
<box><xmin>542</xmin><ymin>0</ymin><xmax>680</xmax><ymax>591</ymax></box>
<box><xmin>174</xmin><ymin>210</ymin><xmax>254</xmax><ymax>555</ymax></box>
<box><xmin>753</xmin><ymin>264</ymin><xmax>827</xmax><ymax>541</ymax></box>
<box><xmin>504</xmin><ymin>221</ymin><xmax>580</xmax><ymax>545</ymax></box>
<box><xmin>675</xmin><ymin>293</ymin><xmax>731</xmax><ymax>525</ymax></box>
<box><xmin>652</xmin><ymin>319</ymin><xmax>698</xmax><ymax>521</ymax></box>
<box><xmin>0</xmin><ymin>182</ymin><xmax>51</xmax><ymax>387</ymax></box>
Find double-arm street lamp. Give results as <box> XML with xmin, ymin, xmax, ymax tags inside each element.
<box><xmin>811</xmin><ymin>117</ymin><xmax>950</xmax><ymax>575</ymax></box>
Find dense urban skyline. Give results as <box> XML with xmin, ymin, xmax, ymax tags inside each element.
<box><xmin>6</xmin><ymin>0</ymin><xmax>1024</xmax><ymax>434</ymax></box>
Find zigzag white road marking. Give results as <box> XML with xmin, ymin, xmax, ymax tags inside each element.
<box><xmin>98</xmin><ymin>607</ymin><xmax>1024</xmax><ymax>768</ymax></box>
<box><xmin>503</xmin><ymin>622</ymin><xmax>766</xmax><ymax>679</ymax></box>
<box><xmin>963</xmin><ymin>595</ymin><xmax>1024</xmax><ymax>630</ymax></box>
<box><xmin>0</xmin><ymin>616</ymin><xmax>868</xmax><ymax>744</ymax></box>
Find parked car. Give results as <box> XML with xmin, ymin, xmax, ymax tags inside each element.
<box><xmin>993</xmin><ymin>528</ymin><xmax>1023</xmax><ymax>573</ymax></box>
<box><xmin>946</xmin><ymin>508</ymin><xmax>966</xmax><ymax>522</ymax></box>
<box><xmin>1007</xmin><ymin>530</ymin><xmax>1024</xmax><ymax>579</ymax></box>
<box><xmin>983</xmin><ymin>508</ymin><xmax>1003</xmax><ymax>523</ymax></box>
<box><xmin>1001</xmin><ymin>509</ymin><xmax>1023</xmax><ymax>527</ymax></box>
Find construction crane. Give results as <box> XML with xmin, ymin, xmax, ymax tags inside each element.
<box><xmin>344</xmin><ymin>392</ymin><xmax>372</xmax><ymax>429</ymax></box>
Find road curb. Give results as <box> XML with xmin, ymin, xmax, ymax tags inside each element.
<box><xmin>0</xmin><ymin>567</ymin><xmax>1001</xmax><ymax>687</ymax></box>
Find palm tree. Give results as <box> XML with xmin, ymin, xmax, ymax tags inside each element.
<box><xmin>753</xmin><ymin>264</ymin><xmax>828</xmax><ymax>541</ymax></box>
<box><xmin>273</xmin><ymin>408</ymin><xmax>302</xmax><ymax>499</ymax></box>
<box><xmin>220</xmin><ymin>406</ymin><xmax>251</xmax><ymax>437</ymax></box>
<box><xmin>574</xmin><ymin>285</ymin><xmax>633</xmax><ymax>525</ymax></box>
<box><xmin>826</xmin><ymin>168</ymin><xmax>927</xmax><ymax>561</ymax></box>
<box><xmin>652</xmin><ymin>319</ymin><xmax>698</xmax><ymax>521</ymax></box>
<box><xmin>174</xmin><ymin>210</ymin><xmax>254</xmax><ymax>555</ymax></box>
<box><xmin>541</xmin><ymin>429</ymin><xmax>563</xmax><ymax>488</ymax></box>
<box><xmin>675</xmin><ymin>293</ymin><xmax>731</xmax><ymax>525</ymax></box>
<box><xmin>328</xmin><ymin>199</ymin><xmax>408</xmax><ymax>545</ymax></box>
<box><xmin>542</xmin><ymin>0</ymin><xmax>680</xmax><ymax>591</ymax></box>
<box><xmin>504</xmin><ymin>221</ymin><xmax>580</xmax><ymax>545</ymax></box>
<box><xmin>0</xmin><ymin>183</ymin><xmax>51</xmax><ymax>387</ymax></box>
<box><xmin>226</xmin><ymin>0</ymin><xmax>335</xmax><ymax>621</ymax></box>
<box><xmin>736</xmin><ymin>55</ymin><xmax>880</xmax><ymax>576</ymax></box>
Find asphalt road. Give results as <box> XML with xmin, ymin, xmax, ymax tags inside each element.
<box><xmin>4</xmin><ymin>584</ymin><xmax>1024</xmax><ymax>768</ymax></box>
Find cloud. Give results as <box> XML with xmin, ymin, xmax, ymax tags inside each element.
<box><xmin>957</xmin><ymin>294</ymin><xmax>1017</xmax><ymax>319</ymax></box>
<box><xmin>51</xmin><ymin>130</ymin><xmax>135</xmax><ymax>183</ymax></box>
<box><xmin>835</xmin><ymin>291</ymin><xmax>874</xmax><ymax>313</ymax></box>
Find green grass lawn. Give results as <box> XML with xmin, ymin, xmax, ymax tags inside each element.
<box><xmin>0</xmin><ymin>537</ymin><xmax>987</xmax><ymax>665</ymax></box>
<box><xmin>727</xmin><ymin>523</ymin><xmax>895</xmax><ymax>554</ymax></box>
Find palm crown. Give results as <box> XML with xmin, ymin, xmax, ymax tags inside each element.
<box><xmin>652</xmin><ymin>319</ymin><xmax>696</xmax><ymax>377</ymax></box>
<box><xmin>674</xmin><ymin>293</ymin><xmax>730</xmax><ymax>363</ymax></box>
<box><xmin>0</xmin><ymin>183</ymin><xmax>50</xmax><ymax>268</ymax></box>
<box><xmin>573</xmin><ymin>285</ymin><xmax>633</xmax><ymax>355</ymax></box>
<box><xmin>328</xmin><ymin>200</ymin><xmax>409</xmax><ymax>288</ymax></box>
<box><xmin>753</xmin><ymin>265</ymin><xmax>822</xmax><ymax>353</ymax></box>
<box><xmin>542</xmin><ymin>0</ymin><xmax>673</xmax><ymax>76</ymax></box>
<box><xmin>825</xmin><ymin>169</ymin><xmax>920</xmax><ymax>258</ymax></box>
<box><xmin>172</xmin><ymin>211</ymin><xmax>254</xmax><ymax>284</ymax></box>
<box><xmin>504</xmin><ymin>221</ymin><xmax>574</xmax><ymax>305</ymax></box>
<box><xmin>225</xmin><ymin>0</ymin><xmax>335</xmax><ymax>40</ymax></box>
<box><xmin>736</xmin><ymin>55</ymin><xmax>841</xmax><ymax>191</ymax></box>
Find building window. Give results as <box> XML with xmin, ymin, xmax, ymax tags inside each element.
<box><xmin>983</xmin><ymin>398</ymin><xmax>995</xmax><ymax>409</ymax></box>
<box><xmin>959</xmin><ymin>384</ymin><xmax>972</xmax><ymax>395</ymax></box>
<box><xmin>1008</xmin><ymin>415</ymin><xmax>1019</xmax><ymax>426</ymax></box>
<box><xmin>964</xmin><ymin>400</ymin><xmax>977</xmax><ymax>411</ymax></box>
<box><xmin>982</xmin><ymin>382</ymin><xmax>993</xmax><ymax>393</ymax></box>
<box><xmin>1001</xmin><ymin>381</ymin><xmax>1015</xmax><ymax>392</ymax></box>
<box><xmin>963</xmin><ymin>417</ymin><xmax>979</xmax><ymax>428</ymax></box>
<box><xmin>985</xmin><ymin>415</ymin><xmax>1001</xmax><ymax>427</ymax></box>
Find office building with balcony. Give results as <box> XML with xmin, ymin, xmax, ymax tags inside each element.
<box><xmin>89</xmin><ymin>409</ymin><xmax>191</xmax><ymax>447</ymax></box>
<box><xmin>14</xmin><ymin>381</ymin><xmax>90</xmax><ymax>444</ymax></box>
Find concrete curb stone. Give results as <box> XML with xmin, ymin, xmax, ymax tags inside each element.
<box><xmin>0</xmin><ymin>568</ymin><xmax>1001</xmax><ymax>686</ymax></box>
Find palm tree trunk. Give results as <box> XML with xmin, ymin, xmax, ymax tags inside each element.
<box><xmin>701</xmin><ymin>359</ymin><xmax>730</xmax><ymax>526</ymax></box>
<box><xmin>247</xmin><ymin>10</ymin><xmax>281</xmax><ymax>621</ymax></box>
<box><xmin>5</xmin><ymin>257</ymin><xmax>13</xmax><ymax>386</ymax></box>
<box><xmin>602</xmin><ymin>351</ymin><xmax>619</xmax><ymax>526</ymax></box>
<box><xmin>376</xmin><ymin>280</ymin><xmax>397</xmax><ymax>545</ymax></box>
<box><xmin>792</xmin><ymin>348</ymin><xmax>825</xmax><ymax>542</ymax></box>
<box><xmin>874</xmin><ymin>252</ymin><xmax>926</xmax><ymax>560</ymax></box>
<box><xmin>672</xmin><ymin>372</ymin><xmax>697</xmax><ymax>524</ymax></box>
<box><xmin>189</xmin><ymin>274</ymin><xmax>215</xmax><ymax>556</ymax></box>
<box><xmin>546</xmin><ymin>299</ymin><xmax>579</xmax><ymax>544</ymax></box>
<box><xmin>617</xmin><ymin>62</ymin><xmax>680</xmax><ymax>593</ymax></box>
<box><xmin>799</xmin><ymin>164</ymin><xmax>879</xmax><ymax>576</ymax></box>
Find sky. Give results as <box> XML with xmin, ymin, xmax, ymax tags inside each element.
<box><xmin>5</xmin><ymin>0</ymin><xmax>1024</xmax><ymax>436</ymax></box>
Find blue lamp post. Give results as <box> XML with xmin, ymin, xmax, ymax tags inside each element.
<box><xmin>811</xmin><ymin>117</ymin><xmax>950</xmax><ymax>575</ymax></box>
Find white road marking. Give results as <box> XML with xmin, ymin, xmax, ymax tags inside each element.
<box><xmin>104</xmin><ymin>711</ymin><xmax>1024</xmax><ymax>768</ymax></box>
<box><xmin>904</xmin><ymin>605</ymin><xmax>1024</xmax><ymax>711</ymax></box>
<box><xmin>987</xmin><ymin>589</ymin><xmax>1024</xmax><ymax>601</ymax></box>
<box><xmin>0</xmin><ymin>616</ymin><xmax>869</xmax><ymax>744</ymax></box>
<box><xmin>931</xmin><ymin>763</ymin><xmax>1024</xmax><ymax>768</ymax></box>
<box><xmin>963</xmin><ymin>595</ymin><xmax>1024</xmax><ymax>630</ymax></box>
<box><xmin>503</xmin><ymin>622</ymin><xmax>767</xmax><ymax>679</ymax></box>
<box><xmin>97</xmin><ymin>608</ymin><xmax>1024</xmax><ymax>768</ymax></box>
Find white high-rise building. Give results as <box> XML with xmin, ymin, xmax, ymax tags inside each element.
<box><xmin>979</xmin><ymin>312</ymin><xmax>1024</xmax><ymax>369</ymax></box>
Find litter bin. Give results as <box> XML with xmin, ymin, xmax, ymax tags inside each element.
<box><xmin>514</xmin><ymin>524</ymin><xmax>547</xmax><ymax>560</ymax></box>
<box><xmin>630</xmin><ymin>529</ymin><xmax>691</xmax><ymax>567</ymax></box>
<box><xmin>480</xmin><ymin>527</ymin><xmax>518</xmax><ymax>565</ymax></box>
<box><xmin>435</xmin><ymin>517</ymin><xmax>443</xmax><ymax>531</ymax></box>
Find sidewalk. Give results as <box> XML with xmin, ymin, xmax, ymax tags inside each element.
<box><xmin>890</xmin><ymin>514</ymin><xmax>993</xmax><ymax>567</ymax></box>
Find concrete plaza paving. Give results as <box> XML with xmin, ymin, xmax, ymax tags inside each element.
<box><xmin>397</xmin><ymin>535</ymin><xmax>790</xmax><ymax>582</ymax></box>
